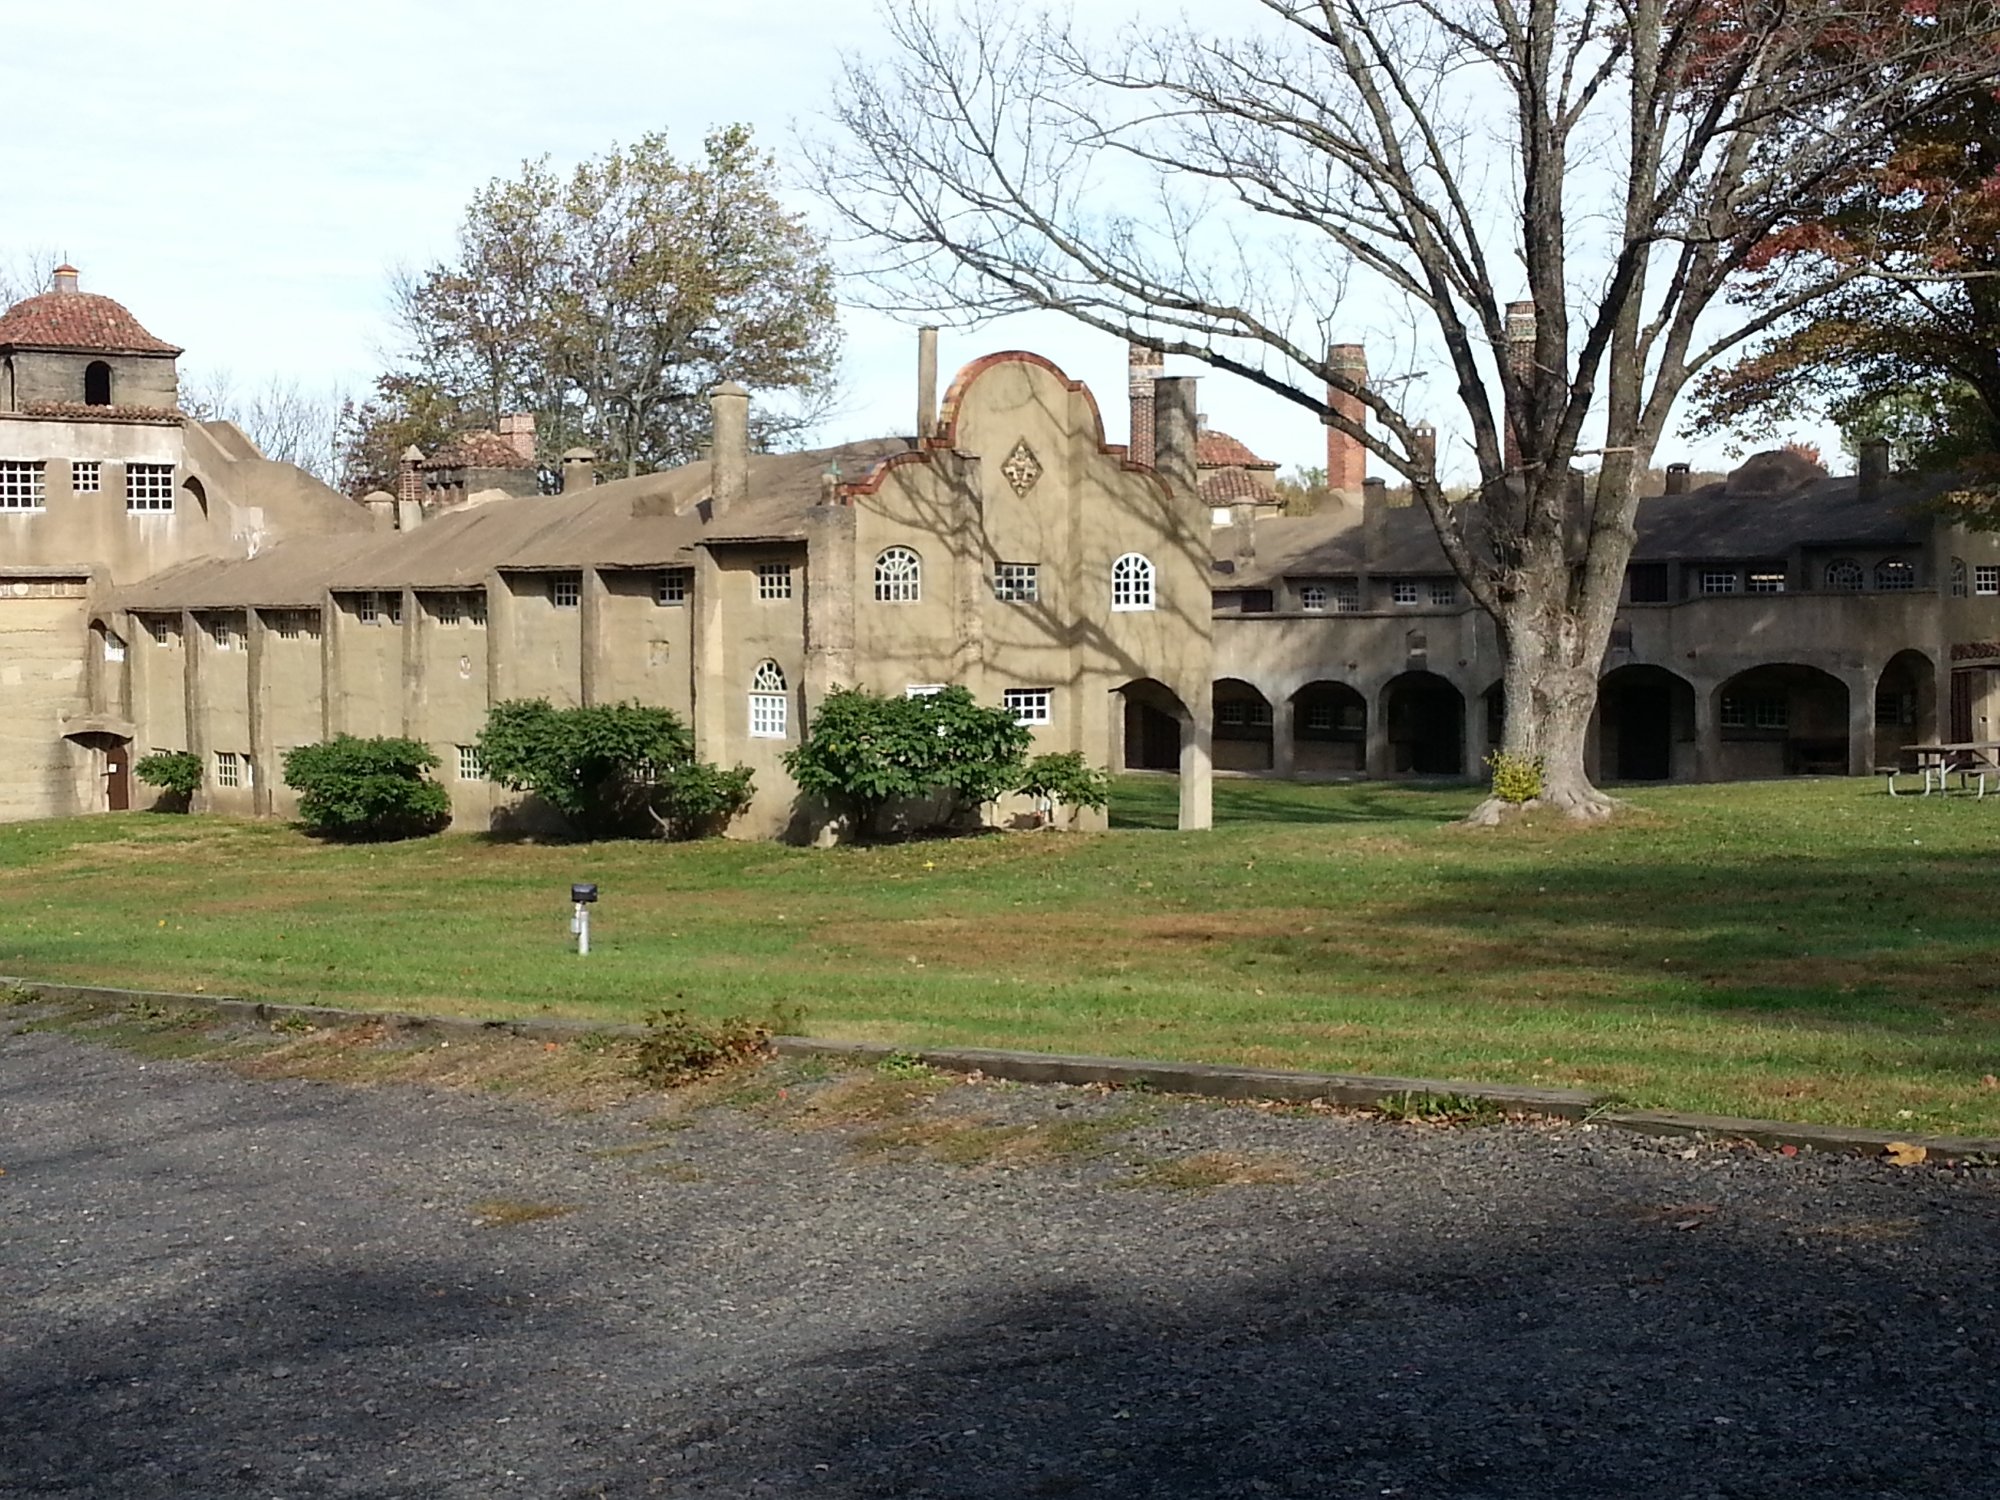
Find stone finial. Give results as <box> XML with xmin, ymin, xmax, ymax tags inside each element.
<box><xmin>52</xmin><ymin>264</ymin><xmax>79</xmax><ymax>295</ymax></box>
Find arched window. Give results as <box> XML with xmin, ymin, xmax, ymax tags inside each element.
<box><xmin>1952</xmin><ymin>557</ymin><xmax>1969</xmax><ymax>598</ymax></box>
<box><xmin>1111</xmin><ymin>552</ymin><xmax>1155</xmax><ymax>611</ymax></box>
<box><xmin>83</xmin><ymin>361</ymin><xmax>111</xmax><ymax>406</ymax></box>
<box><xmin>1824</xmin><ymin>558</ymin><xmax>1864</xmax><ymax>592</ymax></box>
<box><xmin>1875</xmin><ymin>557</ymin><xmax>1916</xmax><ymax>592</ymax></box>
<box><xmin>874</xmin><ymin>546</ymin><xmax>921</xmax><ymax>603</ymax></box>
<box><xmin>749</xmin><ymin>659</ymin><xmax>788</xmax><ymax>739</ymax></box>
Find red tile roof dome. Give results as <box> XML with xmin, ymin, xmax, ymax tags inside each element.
<box><xmin>0</xmin><ymin>267</ymin><xmax>181</xmax><ymax>356</ymax></box>
<box><xmin>421</xmin><ymin>431</ymin><xmax>537</xmax><ymax>470</ymax></box>
<box><xmin>1196</xmin><ymin>429</ymin><xmax>1278</xmax><ymax>471</ymax></box>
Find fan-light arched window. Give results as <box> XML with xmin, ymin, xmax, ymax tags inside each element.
<box><xmin>749</xmin><ymin>659</ymin><xmax>788</xmax><ymax>739</ymax></box>
<box><xmin>1111</xmin><ymin>552</ymin><xmax>1156</xmax><ymax>611</ymax></box>
<box><xmin>1952</xmin><ymin>557</ymin><xmax>1969</xmax><ymax>597</ymax></box>
<box><xmin>1875</xmin><ymin>557</ymin><xmax>1915</xmax><ymax>592</ymax></box>
<box><xmin>874</xmin><ymin>546</ymin><xmax>921</xmax><ymax>603</ymax></box>
<box><xmin>1824</xmin><ymin>558</ymin><xmax>1864</xmax><ymax>592</ymax></box>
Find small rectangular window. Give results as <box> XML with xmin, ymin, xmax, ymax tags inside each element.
<box><xmin>71</xmin><ymin>460</ymin><xmax>101</xmax><ymax>493</ymax></box>
<box><xmin>144</xmin><ymin>615</ymin><xmax>175</xmax><ymax>646</ymax></box>
<box><xmin>1304</xmin><ymin>702</ymin><xmax>1336</xmax><ymax>732</ymax></box>
<box><xmin>207</xmin><ymin>614</ymin><xmax>240</xmax><ymax>651</ymax></box>
<box><xmin>214</xmin><ymin>751</ymin><xmax>241</xmax><ymax>789</ymax></box>
<box><xmin>550</xmin><ymin>575</ymin><xmax>581</xmax><ymax>609</ymax></box>
<box><xmin>465</xmin><ymin>592</ymin><xmax>487</xmax><ymax>626</ymax></box>
<box><xmin>1240</xmin><ymin>589</ymin><xmax>1274</xmax><ymax>613</ymax></box>
<box><xmin>1003</xmin><ymin>688</ymin><xmax>1052</xmax><ymax>726</ymax></box>
<box><xmin>1700</xmin><ymin>570</ymin><xmax>1740</xmax><ymax>596</ymax></box>
<box><xmin>1299</xmin><ymin>583</ymin><xmax>1329</xmax><ymax>611</ymax></box>
<box><xmin>1627</xmin><ymin>563</ymin><xmax>1670</xmax><ymax>603</ymax></box>
<box><xmin>0</xmin><ymin>460</ymin><xmax>47</xmax><ymax>511</ymax></box>
<box><xmin>656</xmin><ymin>568</ymin><xmax>692</xmax><ymax>606</ymax></box>
<box><xmin>457</xmin><ymin>745</ymin><xmax>484</xmax><ymax>781</ymax></box>
<box><xmin>1977</xmin><ymin>565</ymin><xmax>2000</xmax><ymax>597</ymax></box>
<box><xmin>273</xmin><ymin>611</ymin><xmax>301</xmax><ymax>640</ymax></box>
<box><xmin>354</xmin><ymin>592</ymin><xmax>378</xmax><ymax>624</ymax></box>
<box><xmin>1332</xmin><ymin>579</ymin><xmax>1361</xmax><ymax>613</ymax></box>
<box><xmin>125</xmin><ymin>463</ymin><xmax>176</xmax><ymax>512</ymax></box>
<box><xmin>1390</xmin><ymin>580</ymin><xmax>1420</xmax><ymax>606</ymax></box>
<box><xmin>1218</xmin><ymin>701</ymin><xmax>1248</xmax><ymax>727</ymax></box>
<box><xmin>1429</xmin><ymin>578</ymin><xmax>1457</xmax><ymax>607</ymax></box>
<box><xmin>385</xmin><ymin>591</ymin><xmax>404</xmax><ymax>625</ymax></box>
<box><xmin>905</xmin><ymin>683</ymin><xmax>947</xmax><ymax>698</ymax></box>
<box><xmin>432</xmin><ymin>594</ymin><xmax>461</xmax><ymax>627</ymax></box>
<box><xmin>993</xmin><ymin>562</ymin><xmax>1040</xmax><ymax>603</ymax></box>
<box><xmin>756</xmin><ymin>562</ymin><xmax>793</xmax><ymax>601</ymax></box>
<box><xmin>102</xmin><ymin>631</ymin><xmax>126</xmax><ymax>663</ymax></box>
<box><xmin>749</xmin><ymin>692</ymin><xmax>788</xmax><ymax>739</ymax></box>
<box><xmin>1247</xmin><ymin>701</ymin><xmax>1274</xmax><ymax>728</ymax></box>
<box><xmin>1753</xmin><ymin>698</ymin><xmax>1787</xmax><ymax>731</ymax></box>
<box><xmin>1748</xmin><ymin>571</ymin><xmax>1787</xmax><ymax>595</ymax></box>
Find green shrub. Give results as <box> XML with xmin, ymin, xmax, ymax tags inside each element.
<box><xmin>135</xmin><ymin>751</ymin><xmax>202</xmax><ymax>810</ymax></box>
<box><xmin>784</xmin><ymin>686</ymin><xmax>1031</xmax><ymax>837</ymax></box>
<box><xmin>475</xmin><ymin>700</ymin><xmax>749</xmax><ymax>839</ymax></box>
<box><xmin>282</xmin><ymin>736</ymin><xmax>451</xmax><ymax>840</ymax></box>
<box><xmin>1485</xmin><ymin>750</ymin><xmax>1545</xmax><ymax>805</ymax></box>
<box><xmin>1015</xmin><ymin>751</ymin><xmax>1110</xmax><ymax>826</ymax></box>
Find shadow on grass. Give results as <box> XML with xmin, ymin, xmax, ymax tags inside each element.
<box><xmin>1111</xmin><ymin>775</ymin><xmax>1476</xmax><ymax>829</ymax></box>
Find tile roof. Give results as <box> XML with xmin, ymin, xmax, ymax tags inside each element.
<box><xmin>1196</xmin><ymin>429</ymin><xmax>1278</xmax><ymax>471</ymax></box>
<box><xmin>422</xmin><ymin>431</ymin><xmax>536</xmax><ymax>470</ymax></box>
<box><xmin>1200</xmin><ymin>467</ymin><xmax>1274</xmax><ymax>503</ymax></box>
<box><xmin>0</xmin><ymin>289</ymin><xmax>180</xmax><ymax>356</ymax></box>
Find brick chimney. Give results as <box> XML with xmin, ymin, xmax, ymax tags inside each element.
<box><xmin>1412</xmin><ymin>421</ymin><xmax>1437</xmax><ymax>481</ymax></box>
<box><xmin>52</xmin><ymin>264</ymin><xmax>79</xmax><ymax>295</ymax></box>
<box><xmin>497</xmin><ymin>412</ymin><xmax>536</xmax><ymax>464</ymax></box>
<box><xmin>396</xmin><ymin>445</ymin><xmax>424</xmax><ymax>506</ymax></box>
<box><xmin>1503</xmin><ymin>301</ymin><xmax>1537</xmax><ymax>474</ymax></box>
<box><xmin>1325</xmin><ymin>343</ymin><xmax>1368</xmax><ymax>498</ymax></box>
<box><xmin>1128</xmin><ymin>341</ymin><xmax>1164</xmax><ymax>468</ymax></box>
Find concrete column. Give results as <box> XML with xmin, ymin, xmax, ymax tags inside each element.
<box><xmin>246</xmin><ymin>607</ymin><xmax>271</xmax><ymax>816</ymax></box>
<box><xmin>917</xmin><ymin>327</ymin><xmax>939</xmax><ymax>441</ymax></box>
<box><xmin>1272</xmin><ymin>695</ymin><xmax>1296</xmax><ymax>778</ymax></box>
<box><xmin>1463</xmin><ymin>683</ymin><xmax>1491</xmax><ymax>785</ymax></box>
<box><xmin>579</xmin><ymin>569</ymin><xmax>608</xmax><ymax>707</ymax></box>
<box><xmin>181</xmin><ymin>609</ymin><xmax>206</xmax><ymax>812</ymax></box>
<box><xmin>1178</xmin><ymin>688</ymin><xmax>1213</xmax><ymax>831</ymax></box>
<box><xmin>691</xmin><ymin>549</ymin><xmax>729</xmax><ymax>763</ymax></box>
<box><xmin>1693</xmin><ymin>682</ymin><xmax>1721</xmax><ymax>782</ymax></box>
<box><xmin>401</xmin><ymin>588</ymin><xmax>423</xmax><ymax>736</ymax></box>
<box><xmin>803</xmin><ymin>507</ymin><xmax>857</xmax><ymax>713</ymax></box>
<box><xmin>1365</xmin><ymin>683</ymin><xmax>1392</xmax><ymax>778</ymax></box>
<box><xmin>319</xmin><ymin>592</ymin><xmax>340</xmax><ymax>740</ymax></box>
<box><xmin>485</xmin><ymin>572</ymin><xmax>514</xmax><ymax>707</ymax></box>
<box><xmin>1849</xmin><ymin>671</ymin><xmax>1876</xmax><ymax>775</ymax></box>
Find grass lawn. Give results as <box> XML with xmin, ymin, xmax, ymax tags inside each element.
<box><xmin>4</xmin><ymin>775</ymin><xmax>1999</xmax><ymax>1135</ymax></box>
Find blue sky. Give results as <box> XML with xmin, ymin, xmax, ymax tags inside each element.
<box><xmin>2</xmin><ymin>0</ymin><xmax>1823</xmax><ymax>478</ymax></box>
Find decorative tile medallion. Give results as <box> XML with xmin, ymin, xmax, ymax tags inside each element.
<box><xmin>1001</xmin><ymin>438</ymin><xmax>1043</xmax><ymax>495</ymax></box>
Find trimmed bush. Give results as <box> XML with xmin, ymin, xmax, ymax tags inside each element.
<box><xmin>1016</xmin><ymin>751</ymin><xmax>1110</xmax><ymax>827</ymax></box>
<box><xmin>134</xmin><ymin>751</ymin><xmax>202</xmax><ymax>811</ymax></box>
<box><xmin>282</xmin><ymin>736</ymin><xmax>451</xmax><ymax>840</ymax></box>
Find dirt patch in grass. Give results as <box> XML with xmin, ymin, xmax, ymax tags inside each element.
<box><xmin>1118</xmin><ymin>1151</ymin><xmax>1302</xmax><ymax>1191</ymax></box>
<box><xmin>470</xmin><ymin>1198</ymin><xmax>574</xmax><ymax>1228</ymax></box>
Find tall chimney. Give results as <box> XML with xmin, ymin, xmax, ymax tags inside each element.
<box><xmin>396</xmin><ymin>445</ymin><xmax>424</xmax><ymax>506</ymax></box>
<box><xmin>1128</xmin><ymin>342</ymin><xmax>1164</xmax><ymax>468</ymax></box>
<box><xmin>916</xmin><ymin>326</ymin><xmax>939</xmax><ymax>443</ymax></box>
<box><xmin>560</xmin><ymin>447</ymin><xmax>596</xmax><ymax>495</ymax></box>
<box><xmin>1325</xmin><ymin>343</ymin><xmax>1368</xmax><ymax>499</ymax></box>
<box><xmin>51</xmin><ymin>264</ymin><xmax>79</xmax><ymax>295</ymax></box>
<box><xmin>1859</xmin><ymin>437</ymin><xmax>1891</xmax><ymax>500</ymax></box>
<box><xmin>1503</xmin><ymin>300</ymin><xmax>1537</xmax><ymax>474</ymax></box>
<box><xmin>1664</xmin><ymin>461</ymin><xmax>1690</xmax><ymax>496</ymax></box>
<box><xmin>1151</xmin><ymin>375</ymin><xmax>1199</xmax><ymax>495</ymax></box>
<box><xmin>497</xmin><ymin>412</ymin><xmax>536</xmax><ymax>463</ymax></box>
<box><xmin>709</xmin><ymin>380</ymin><xmax>750</xmax><ymax>517</ymax></box>
<box><xmin>1412</xmin><ymin>421</ymin><xmax>1437</xmax><ymax>481</ymax></box>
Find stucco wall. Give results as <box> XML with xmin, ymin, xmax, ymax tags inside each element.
<box><xmin>0</xmin><ymin>591</ymin><xmax>90</xmax><ymax>819</ymax></box>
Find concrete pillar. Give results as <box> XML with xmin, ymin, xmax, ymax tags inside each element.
<box><xmin>1272</xmin><ymin>694</ymin><xmax>1296</xmax><ymax>778</ymax></box>
<box><xmin>917</xmin><ymin>326</ymin><xmax>939</xmax><ymax>442</ymax></box>
<box><xmin>1504</xmin><ymin>300</ymin><xmax>1537</xmax><ymax>475</ymax></box>
<box><xmin>1694</xmin><ymin>683</ymin><xmax>1721</xmax><ymax>782</ymax></box>
<box><xmin>1179</xmin><ymin>690</ymin><xmax>1213</xmax><ymax>831</ymax></box>
<box><xmin>1366</xmin><ymin>683</ymin><xmax>1392</xmax><ymax>778</ymax></box>
<box><xmin>804</xmin><ymin>507</ymin><xmax>857</xmax><ymax>712</ymax></box>
<box><xmin>246</xmin><ymin>607</ymin><xmax>271</xmax><ymax>816</ymax></box>
<box><xmin>401</xmin><ymin>587</ymin><xmax>423</xmax><ymax>736</ymax></box>
<box><xmin>579</xmin><ymin>569</ymin><xmax>607</xmax><ymax>707</ymax></box>
<box><xmin>181</xmin><ymin>609</ymin><xmax>206</xmax><ymax>812</ymax></box>
<box><xmin>1464</xmin><ymin>683</ymin><xmax>1491</xmax><ymax>786</ymax></box>
<box><xmin>485</xmin><ymin>572</ymin><xmax>514</xmax><ymax>707</ymax></box>
<box><xmin>1849</xmin><ymin>671</ymin><xmax>1876</xmax><ymax>775</ymax></box>
<box><xmin>710</xmin><ymin>382</ymin><xmax>750</xmax><ymax>519</ymax></box>
<box><xmin>691</xmin><ymin>549</ymin><xmax>729</xmax><ymax>763</ymax></box>
<box><xmin>319</xmin><ymin>591</ymin><xmax>340</xmax><ymax>741</ymax></box>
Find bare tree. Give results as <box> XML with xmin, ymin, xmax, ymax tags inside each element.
<box><xmin>817</xmin><ymin>0</ymin><xmax>2000</xmax><ymax>818</ymax></box>
<box><xmin>180</xmin><ymin>368</ymin><xmax>348</xmax><ymax>489</ymax></box>
<box><xmin>0</xmin><ymin>247</ymin><xmax>62</xmax><ymax>307</ymax></box>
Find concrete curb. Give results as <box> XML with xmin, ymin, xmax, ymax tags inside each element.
<box><xmin>8</xmin><ymin>975</ymin><xmax>1997</xmax><ymax>1162</ymax></box>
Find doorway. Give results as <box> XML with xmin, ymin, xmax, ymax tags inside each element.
<box><xmin>105</xmin><ymin>741</ymin><xmax>130</xmax><ymax>811</ymax></box>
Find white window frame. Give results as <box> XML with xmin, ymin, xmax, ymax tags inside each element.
<box><xmin>905</xmin><ymin>683</ymin><xmax>947</xmax><ymax>698</ymax></box>
<box><xmin>1332</xmin><ymin>580</ymin><xmax>1361</xmax><ymax>613</ymax></box>
<box><xmin>1299</xmin><ymin>583</ymin><xmax>1329</xmax><ymax>611</ymax></box>
<box><xmin>145</xmin><ymin>615</ymin><xmax>174</xmax><ymax>646</ymax></box>
<box><xmin>102</xmin><ymin>630</ymin><xmax>126</xmax><ymax>663</ymax></box>
<box><xmin>1003</xmin><ymin>688</ymin><xmax>1052</xmax><ymax>726</ymax></box>
<box><xmin>749</xmin><ymin>659</ymin><xmax>788</xmax><ymax>738</ymax></box>
<box><xmin>273</xmin><ymin>611</ymin><xmax>302</xmax><ymax>640</ymax></box>
<box><xmin>874</xmin><ymin>546</ymin><xmax>922</xmax><ymax>603</ymax></box>
<box><xmin>1748</xmin><ymin>571</ymin><xmax>1787</xmax><ymax>595</ymax></box>
<box><xmin>1700</xmin><ymin>570</ymin><xmax>1740</xmax><ymax>596</ymax></box>
<box><xmin>656</xmin><ymin>568</ymin><xmax>692</xmax><ymax>606</ymax></box>
<box><xmin>0</xmin><ymin>460</ymin><xmax>47</xmax><ymax>511</ymax></box>
<box><xmin>71</xmin><ymin>460</ymin><xmax>101</xmax><ymax>493</ymax></box>
<box><xmin>1390</xmin><ymin>580</ymin><xmax>1421</xmax><ymax>606</ymax></box>
<box><xmin>993</xmin><ymin>561</ymin><xmax>1040</xmax><ymax>603</ymax></box>
<box><xmin>457</xmin><ymin>745</ymin><xmax>484</xmax><ymax>781</ymax></box>
<box><xmin>1952</xmin><ymin>558</ymin><xmax>1969</xmax><ymax>598</ymax></box>
<box><xmin>354</xmin><ymin>592</ymin><xmax>379</xmax><ymax>625</ymax></box>
<box><xmin>1111</xmin><ymin>552</ymin><xmax>1155</xmax><ymax>611</ymax></box>
<box><xmin>208</xmin><ymin>614</ymin><xmax>241</xmax><ymax>651</ymax></box>
<box><xmin>756</xmin><ymin>563</ymin><xmax>793</xmax><ymax>601</ymax></box>
<box><xmin>125</xmin><ymin>463</ymin><xmax>176</xmax><ymax>512</ymax></box>
<box><xmin>1303</xmin><ymin>702</ymin><xmax>1338</xmax><ymax>733</ymax></box>
<box><xmin>550</xmin><ymin>575</ymin><xmax>581</xmax><ymax>609</ymax></box>
<box><xmin>214</xmin><ymin>751</ymin><xmax>242</xmax><ymax>789</ymax></box>
<box><xmin>1978</xmin><ymin>565</ymin><xmax>2000</xmax><ymax>598</ymax></box>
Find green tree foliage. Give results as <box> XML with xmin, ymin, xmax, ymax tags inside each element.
<box><xmin>474</xmin><ymin>700</ymin><xmax>752</xmax><ymax>839</ymax></box>
<box><xmin>784</xmin><ymin>686</ymin><xmax>1032</xmax><ymax>837</ymax></box>
<box><xmin>1015</xmin><ymin>752</ymin><xmax>1110</xmax><ymax>827</ymax></box>
<box><xmin>134</xmin><ymin>751</ymin><xmax>201</xmax><ymax>811</ymax></box>
<box><xmin>360</xmin><ymin>126</ymin><xmax>841</xmax><ymax>483</ymax></box>
<box><xmin>281</xmin><ymin>737</ymin><xmax>451</xmax><ymax>841</ymax></box>
<box><xmin>332</xmin><ymin>373</ymin><xmax>469</xmax><ymax>498</ymax></box>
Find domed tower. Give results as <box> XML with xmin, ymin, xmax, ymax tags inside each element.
<box><xmin>0</xmin><ymin>265</ymin><xmax>181</xmax><ymax>414</ymax></box>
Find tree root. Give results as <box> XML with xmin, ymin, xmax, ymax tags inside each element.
<box><xmin>1463</xmin><ymin>788</ymin><xmax>1622</xmax><ymax>826</ymax></box>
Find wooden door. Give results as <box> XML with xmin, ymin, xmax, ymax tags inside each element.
<box><xmin>105</xmin><ymin>742</ymin><xmax>130</xmax><ymax>811</ymax></box>
<box><xmin>1951</xmin><ymin>670</ymin><xmax>1975</xmax><ymax>744</ymax></box>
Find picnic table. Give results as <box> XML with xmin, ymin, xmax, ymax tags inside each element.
<box><xmin>1888</xmin><ymin>742</ymin><xmax>2000</xmax><ymax>796</ymax></box>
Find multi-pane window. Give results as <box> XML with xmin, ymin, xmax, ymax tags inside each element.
<box><xmin>144</xmin><ymin>615</ymin><xmax>175</xmax><ymax>646</ymax></box>
<box><xmin>125</xmin><ymin>463</ymin><xmax>176</xmax><ymax>511</ymax></box>
<box><xmin>993</xmin><ymin>561</ymin><xmax>1039</xmax><ymax>603</ymax></box>
<box><xmin>874</xmin><ymin>546</ymin><xmax>922</xmax><ymax>603</ymax></box>
<box><xmin>272</xmin><ymin>611</ymin><xmax>301</xmax><ymax>640</ymax></box>
<box><xmin>550</xmin><ymin>575</ymin><xmax>581</xmax><ymax>609</ymax></box>
<box><xmin>102</xmin><ymin>631</ymin><xmax>126</xmax><ymax>663</ymax></box>
<box><xmin>1304</xmin><ymin>702</ymin><xmax>1338</xmax><ymax>733</ymax></box>
<box><xmin>465</xmin><ymin>592</ymin><xmax>487</xmax><ymax>626</ymax></box>
<box><xmin>1953</xmin><ymin>558</ymin><xmax>1969</xmax><ymax>598</ymax></box>
<box><xmin>1748</xmin><ymin>571</ymin><xmax>1787</xmax><ymax>595</ymax></box>
<box><xmin>1003</xmin><ymin>688</ymin><xmax>1052</xmax><ymax>726</ymax></box>
<box><xmin>1390</xmin><ymin>580</ymin><xmax>1421</xmax><ymax>606</ymax></box>
<box><xmin>385</xmin><ymin>591</ymin><xmax>404</xmax><ymax>626</ymax></box>
<box><xmin>1700</xmin><ymin>570</ymin><xmax>1740</xmax><ymax>596</ymax></box>
<box><xmin>207</xmin><ymin>614</ymin><xmax>241</xmax><ymax>651</ymax></box>
<box><xmin>656</xmin><ymin>568</ymin><xmax>692</xmax><ymax>606</ymax></box>
<box><xmin>0</xmin><ymin>460</ymin><xmax>46</xmax><ymax>510</ymax></box>
<box><xmin>1111</xmin><ymin>552</ymin><xmax>1155</xmax><ymax>611</ymax></box>
<box><xmin>1824</xmin><ymin>558</ymin><xmax>1864</xmax><ymax>592</ymax></box>
<box><xmin>1875</xmin><ymin>558</ymin><xmax>1916</xmax><ymax>592</ymax></box>
<box><xmin>905</xmin><ymin>683</ymin><xmax>947</xmax><ymax>698</ymax></box>
<box><xmin>1720</xmin><ymin>695</ymin><xmax>1788</xmax><ymax>731</ymax></box>
<box><xmin>1429</xmin><ymin>579</ymin><xmax>1457</xmax><ymax>607</ymax></box>
<box><xmin>432</xmin><ymin>594</ymin><xmax>461</xmax><ymax>626</ymax></box>
<box><xmin>757</xmin><ymin>563</ymin><xmax>793</xmax><ymax>601</ymax></box>
<box><xmin>71</xmin><ymin>460</ymin><xmax>101</xmax><ymax>493</ymax></box>
<box><xmin>457</xmin><ymin>745</ymin><xmax>484</xmax><ymax>781</ymax></box>
<box><xmin>1332</xmin><ymin>579</ymin><xmax>1361</xmax><ymax>613</ymax></box>
<box><xmin>214</xmin><ymin>751</ymin><xmax>242</xmax><ymax>789</ymax></box>
<box><xmin>1978</xmin><ymin>565</ymin><xmax>2000</xmax><ymax>597</ymax></box>
<box><xmin>1218</xmin><ymin>701</ymin><xmax>1248</xmax><ymax>726</ymax></box>
<box><xmin>749</xmin><ymin>659</ymin><xmax>788</xmax><ymax>738</ymax></box>
<box><xmin>1299</xmin><ymin>584</ymin><xmax>1329</xmax><ymax>611</ymax></box>
<box><xmin>354</xmin><ymin>592</ymin><xmax>379</xmax><ymax>624</ymax></box>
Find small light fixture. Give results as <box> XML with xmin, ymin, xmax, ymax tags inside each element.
<box><xmin>570</xmin><ymin>882</ymin><xmax>598</xmax><ymax>956</ymax></box>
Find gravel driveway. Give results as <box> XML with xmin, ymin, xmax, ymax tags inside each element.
<box><xmin>3</xmin><ymin>1014</ymin><xmax>1998</xmax><ymax>1499</ymax></box>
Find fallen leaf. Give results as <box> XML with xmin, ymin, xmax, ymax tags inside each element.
<box><xmin>1982</xmin><ymin>1075</ymin><xmax>1998</xmax><ymax>1091</ymax></box>
<box><xmin>1779</xmin><ymin>1144</ymin><xmax>1799</xmax><ymax>1158</ymax></box>
<box><xmin>1884</xmin><ymin>1141</ymin><xmax>1928</xmax><ymax>1167</ymax></box>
